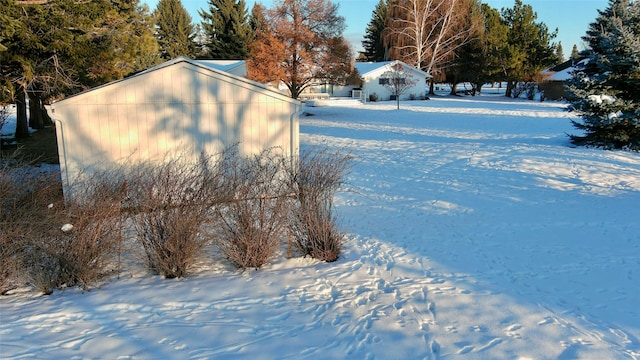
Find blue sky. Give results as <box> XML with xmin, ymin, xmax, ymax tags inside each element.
<box><xmin>147</xmin><ymin>0</ymin><xmax>609</xmax><ymax>57</ymax></box>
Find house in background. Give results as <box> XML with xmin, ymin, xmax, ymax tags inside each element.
<box><xmin>539</xmin><ymin>57</ymin><xmax>586</xmax><ymax>100</ymax></box>
<box><xmin>354</xmin><ymin>61</ymin><xmax>431</xmax><ymax>101</ymax></box>
<box><xmin>301</xmin><ymin>60</ymin><xmax>430</xmax><ymax>101</ymax></box>
<box><xmin>51</xmin><ymin>56</ymin><xmax>301</xmax><ymax>197</ymax></box>
<box><xmin>198</xmin><ymin>60</ymin><xmax>247</xmax><ymax>77</ymax></box>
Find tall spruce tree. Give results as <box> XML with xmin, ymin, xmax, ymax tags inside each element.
<box><xmin>200</xmin><ymin>0</ymin><xmax>253</xmax><ymax>59</ymax></box>
<box><xmin>571</xmin><ymin>44</ymin><xmax>580</xmax><ymax>59</ymax></box>
<box><xmin>466</xmin><ymin>4</ymin><xmax>509</xmax><ymax>93</ymax></box>
<box><xmin>361</xmin><ymin>0</ymin><xmax>389</xmax><ymax>62</ymax></box>
<box><xmin>154</xmin><ymin>0</ymin><xmax>197</xmax><ymax>60</ymax></box>
<box><xmin>568</xmin><ymin>0</ymin><xmax>640</xmax><ymax>150</ymax></box>
<box><xmin>556</xmin><ymin>42</ymin><xmax>565</xmax><ymax>63</ymax></box>
<box><xmin>501</xmin><ymin>0</ymin><xmax>557</xmax><ymax>97</ymax></box>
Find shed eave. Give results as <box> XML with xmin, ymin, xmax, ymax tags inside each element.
<box><xmin>52</xmin><ymin>56</ymin><xmax>301</xmax><ymax>108</ymax></box>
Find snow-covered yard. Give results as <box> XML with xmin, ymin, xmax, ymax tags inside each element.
<box><xmin>1</xmin><ymin>96</ymin><xmax>639</xmax><ymax>359</ymax></box>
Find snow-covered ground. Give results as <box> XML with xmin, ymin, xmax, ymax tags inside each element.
<box><xmin>1</xmin><ymin>95</ymin><xmax>639</xmax><ymax>359</ymax></box>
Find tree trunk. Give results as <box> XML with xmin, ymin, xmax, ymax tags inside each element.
<box><xmin>505</xmin><ymin>81</ymin><xmax>514</xmax><ymax>98</ymax></box>
<box><xmin>28</xmin><ymin>92</ymin><xmax>44</xmax><ymax>130</ymax></box>
<box><xmin>472</xmin><ymin>82</ymin><xmax>482</xmax><ymax>95</ymax></box>
<box><xmin>450</xmin><ymin>82</ymin><xmax>458</xmax><ymax>96</ymax></box>
<box><xmin>15</xmin><ymin>85</ymin><xmax>29</xmax><ymax>139</ymax></box>
<box><xmin>428</xmin><ymin>80</ymin><xmax>435</xmax><ymax>95</ymax></box>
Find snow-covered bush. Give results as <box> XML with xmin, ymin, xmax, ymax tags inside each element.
<box><xmin>287</xmin><ymin>148</ymin><xmax>352</xmax><ymax>262</ymax></box>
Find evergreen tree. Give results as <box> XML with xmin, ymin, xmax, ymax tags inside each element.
<box><xmin>249</xmin><ymin>2</ymin><xmax>268</xmax><ymax>33</ymax></box>
<box><xmin>501</xmin><ymin>0</ymin><xmax>558</xmax><ymax>97</ymax></box>
<box><xmin>154</xmin><ymin>0</ymin><xmax>197</xmax><ymax>60</ymax></box>
<box><xmin>0</xmin><ymin>0</ymin><xmax>22</xmax><ymax>104</ymax></box>
<box><xmin>361</xmin><ymin>0</ymin><xmax>389</xmax><ymax>62</ymax></box>
<box><xmin>571</xmin><ymin>44</ymin><xmax>580</xmax><ymax>59</ymax></box>
<box><xmin>200</xmin><ymin>0</ymin><xmax>253</xmax><ymax>59</ymax></box>
<box><xmin>556</xmin><ymin>42</ymin><xmax>565</xmax><ymax>63</ymax></box>
<box><xmin>444</xmin><ymin>0</ymin><xmax>485</xmax><ymax>95</ymax></box>
<box><xmin>568</xmin><ymin>0</ymin><xmax>640</xmax><ymax>150</ymax></box>
<box><xmin>467</xmin><ymin>3</ymin><xmax>509</xmax><ymax>93</ymax></box>
<box><xmin>71</xmin><ymin>0</ymin><xmax>160</xmax><ymax>86</ymax></box>
<box><xmin>1</xmin><ymin>0</ymin><xmax>160</xmax><ymax>138</ymax></box>
<box><xmin>0</xmin><ymin>0</ymin><xmax>20</xmax><ymax>53</ymax></box>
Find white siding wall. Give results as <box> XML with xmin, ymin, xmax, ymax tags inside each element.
<box><xmin>53</xmin><ymin>62</ymin><xmax>300</xmax><ymax>194</ymax></box>
<box><xmin>363</xmin><ymin>76</ymin><xmax>426</xmax><ymax>101</ymax></box>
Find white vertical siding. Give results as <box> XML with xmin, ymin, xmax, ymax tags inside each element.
<box><xmin>52</xmin><ymin>59</ymin><xmax>300</xmax><ymax>196</ymax></box>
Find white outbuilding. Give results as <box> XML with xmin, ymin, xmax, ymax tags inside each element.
<box><xmin>51</xmin><ymin>56</ymin><xmax>301</xmax><ymax>196</ymax></box>
<box><xmin>354</xmin><ymin>60</ymin><xmax>430</xmax><ymax>101</ymax></box>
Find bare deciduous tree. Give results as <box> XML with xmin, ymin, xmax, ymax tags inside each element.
<box><xmin>386</xmin><ymin>0</ymin><xmax>481</xmax><ymax>87</ymax></box>
<box><xmin>380</xmin><ymin>62</ymin><xmax>419</xmax><ymax>109</ymax></box>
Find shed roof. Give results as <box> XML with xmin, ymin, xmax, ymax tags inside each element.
<box><xmin>197</xmin><ymin>59</ymin><xmax>246</xmax><ymax>74</ymax></box>
<box><xmin>53</xmin><ymin>57</ymin><xmax>297</xmax><ymax>106</ymax></box>
<box><xmin>541</xmin><ymin>57</ymin><xmax>588</xmax><ymax>82</ymax></box>
<box><xmin>354</xmin><ymin>60</ymin><xmax>431</xmax><ymax>79</ymax></box>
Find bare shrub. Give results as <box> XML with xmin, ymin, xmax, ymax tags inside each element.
<box><xmin>53</xmin><ymin>175</ymin><xmax>126</xmax><ymax>289</ymax></box>
<box><xmin>0</xmin><ymin>166</ymin><xmax>23</xmax><ymax>294</ymax></box>
<box><xmin>1</xmin><ymin>160</ymin><xmax>130</xmax><ymax>295</ymax></box>
<box><xmin>214</xmin><ymin>148</ymin><xmax>290</xmax><ymax>269</ymax></box>
<box><xmin>23</xmin><ymin>168</ymin><xmax>123</xmax><ymax>294</ymax></box>
<box><xmin>127</xmin><ymin>153</ymin><xmax>226</xmax><ymax>278</ymax></box>
<box><xmin>287</xmin><ymin>147</ymin><xmax>352</xmax><ymax>262</ymax></box>
<box><xmin>0</xmin><ymin>164</ymin><xmax>64</xmax><ymax>294</ymax></box>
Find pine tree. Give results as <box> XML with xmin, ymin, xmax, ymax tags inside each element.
<box><xmin>0</xmin><ymin>0</ymin><xmax>20</xmax><ymax>53</ymax></box>
<box><xmin>154</xmin><ymin>0</ymin><xmax>197</xmax><ymax>60</ymax></box>
<box><xmin>0</xmin><ymin>0</ymin><xmax>22</xmax><ymax>104</ymax></box>
<box><xmin>556</xmin><ymin>42</ymin><xmax>565</xmax><ymax>63</ymax></box>
<box><xmin>200</xmin><ymin>0</ymin><xmax>253</xmax><ymax>59</ymax></box>
<box><xmin>568</xmin><ymin>0</ymin><xmax>640</xmax><ymax>150</ymax></box>
<box><xmin>571</xmin><ymin>44</ymin><xmax>580</xmax><ymax>59</ymax></box>
<box><xmin>1</xmin><ymin>0</ymin><xmax>160</xmax><ymax>138</ymax></box>
<box><xmin>472</xmin><ymin>3</ymin><xmax>509</xmax><ymax>91</ymax></box>
<box><xmin>501</xmin><ymin>0</ymin><xmax>558</xmax><ymax>97</ymax></box>
<box><xmin>76</xmin><ymin>0</ymin><xmax>160</xmax><ymax>85</ymax></box>
<box><xmin>361</xmin><ymin>0</ymin><xmax>389</xmax><ymax>62</ymax></box>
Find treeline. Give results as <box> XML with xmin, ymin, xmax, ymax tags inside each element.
<box><xmin>0</xmin><ymin>0</ymin><xmax>356</xmax><ymax>136</ymax></box>
<box><xmin>1</xmin><ymin>0</ymin><xmax>565</xmax><ymax>135</ymax></box>
<box><xmin>361</xmin><ymin>0</ymin><xmax>561</xmax><ymax>97</ymax></box>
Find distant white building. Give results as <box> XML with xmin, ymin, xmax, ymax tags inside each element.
<box><xmin>197</xmin><ymin>60</ymin><xmax>247</xmax><ymax>77</ymax></box>
<box><xmin>354</xmin><ymin>61</ymin><xmax>431</xmax><ymax>101</ymax></box>
<box><xmin>300</xmin><ymin>60</ymin><xmax>431</xmax><ymax>100</ymax></box>
<box><xmin>51</xmin><ymin>57</ymin><xmax>301</xmax><ymax>197</ymax></box>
